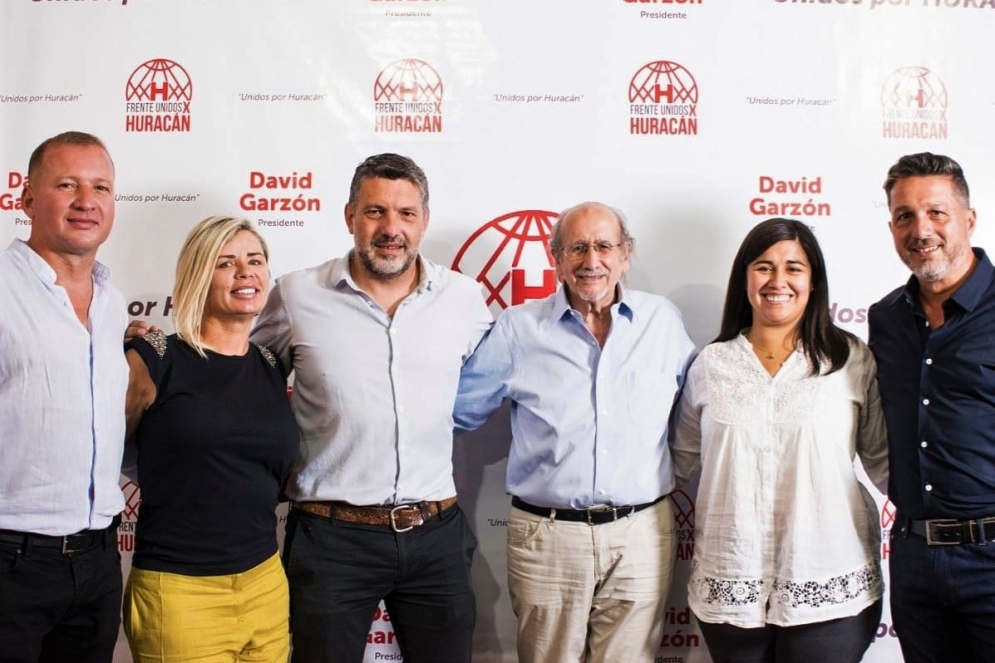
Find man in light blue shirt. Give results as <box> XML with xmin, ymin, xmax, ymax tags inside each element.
<box><xmin>0</xmin><ymin>131</ymin><xmax>128</xmax><ymax>662</ymax></box>
<box><xmin>455</xmin><ymin>201</ymin><xmax>696</xmax><ymax>663</ymax></box>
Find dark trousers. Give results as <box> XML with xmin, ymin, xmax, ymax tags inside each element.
<box><xmin>890</xmin><ymin>527</ymin><xmax>995</xmax><ymax>663</ymax></box>
<box><xmin>697</xmin><ymin>599</ymin><xmax>882</xmax><ymax>663</ymax></box>
<box><xmin>0</xmin><ymin>525</ymin><xmax>122</xmax><ymax>663</ymax></box>
<box><xmin>283</xmin><ymin>503</ymin><xmax>477</xmax><ymax>663</ymax></box>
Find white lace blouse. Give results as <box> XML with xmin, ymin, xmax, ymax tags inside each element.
<box><xmin>672</xmin><ymin>333</ymin><xmax>888</xmax><ymax>628</ymax></box>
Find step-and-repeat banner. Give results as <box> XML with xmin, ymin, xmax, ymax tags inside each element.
<box><xmin>3</xmin><ymin>1</ymin><xmax>994</xmax><ymax>661</ymax></box>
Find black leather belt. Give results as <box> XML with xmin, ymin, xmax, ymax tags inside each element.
<box><xmin>0</xmin><ymin>516</ymin><xmax>119</xmax><ymax>554</ymax></box>
<box><xmin>511</xmin><ymin>495</ymin><xmax>665</xmax><ymax>525</ymax></box>
<box><xmin>909</xmin><ymin>516</ymin><xmax>995</xmax><ymax>546</ymax></box>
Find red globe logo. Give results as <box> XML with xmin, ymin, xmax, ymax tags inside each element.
<box><xmin>374</xmin><ymin>58</ymin><xmax>443</xmax><ymax>104</ymax></box>
<box><xmin>880</xmin><ymin>499</ymin><xmax>896</xmax><ymax>530</ymax></box>
<box><xmin>452</xmin><ymin>210</ymin><xmax>559</xmax><ymax>315</ymax></box>
<box><xmin>670</xmin><ymin>488</ymin><xmax>695</xmax><ymax>531</ymax></box>
<box><xmin>126</xmin><ymin>58</ymin><xmax>192</xmax><ymax>102</ymax></box>
<box><xmin>122</xmin><ymin>480</ymin><xmax>142</xmax><ymax>519</ymax></box>
<box><xmin>629</xmin><ymin>60</ymin><xmax>698</xmax><ymax>105</ymax></box>
<box><xmin>880</xmin><ymin>66</ymin><xmax>946</xmax><ymax>110</ymax></box>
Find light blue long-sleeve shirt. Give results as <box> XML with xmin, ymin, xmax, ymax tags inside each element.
<box><xmin>454</xmin><ymin>285</ymin><xmax>696</xmax><ymax>509</ymax></box>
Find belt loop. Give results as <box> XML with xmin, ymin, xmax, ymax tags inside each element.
<box><xmin>22</xmin><ymin>534</ymin><xmax>34</xmax><ymax>559</ymax></box>
<box><xmin>547</xmin><ymin>508</ymin><xmax>556</xmax><ymax>524</ymax></box>
<box><xmin>978</xmin><ymin>519</ymin><xmax>987</xmax><ymax>546</ymax></box>
<box><xmin>901</xmin><ymin>518</ymin><xmax>910</xmax><ymax>539</ymax></box>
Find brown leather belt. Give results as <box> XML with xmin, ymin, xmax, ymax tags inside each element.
<box><xmin>292</xmin><ymin>497</ymin><xmax>458</xmax><ymax>533</ymax></box>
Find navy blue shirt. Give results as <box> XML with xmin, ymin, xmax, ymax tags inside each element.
<box><xmin>869</xmin><ymin>248</ymin><xmax>995</xmax><ymax>520</ymax></box>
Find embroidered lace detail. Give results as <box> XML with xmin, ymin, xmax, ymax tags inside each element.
<box><xmin>693</xmin><ymin>559</ymin><xmax>882</xmax><ymax>609</ymax></box>
<box><xmin>256</xmin><ymin>345</ymin><xmax>278</xmax><ymax>369</ymax></box>
<box><xmin>772</xmin><ymin>564</ymin><xmax>882</xmax><ymax>608</ymax></box>
<box><xmin>704</xmin><ymin>338</ymin><xmax>821</xmax><ymax>424</ymax></box>
<box><xmin>139</xmin><ymin>329</ymin><xmax>168</xmax><ymax>359</ymax></box>
<box><xmin>692</xmin><ymin>560</ymin><xmax>765</xmax><ymax>606</ymax></box>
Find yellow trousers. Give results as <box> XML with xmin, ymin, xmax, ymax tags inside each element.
<box><xmin>123</xmin><ymin>553</ymin><xmax>289</xmax><ymax>663</ymax></box>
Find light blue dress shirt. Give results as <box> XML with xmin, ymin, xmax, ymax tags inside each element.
<box><xmin>455</xmin><ymin>285</ymin><xmax>696</xmax><ymax>509</ymax></box>
<box><xmin>0</xmin><ymin>240</ymin><xmax>128</xmax><ymax>536</ymax></box>
<box><xmin>251</xmin><ymin>254</ymin><xmax>492</xmax><ymax>505</ymax></box>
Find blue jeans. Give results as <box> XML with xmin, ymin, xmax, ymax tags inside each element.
<box><xmin>890</xmin><ymin>526</ymin><xmax>995</xmax><ymax>663</ymax></box>
<box><xmin>283</xmin><ymin>503</ymin><xmax>477</xmax><ymax>663</ymax></box>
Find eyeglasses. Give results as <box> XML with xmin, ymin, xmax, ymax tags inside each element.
<box><xmin>562</xmin><ymin>241</ymin><xmax>624</xmax><ymax>258</ymax></box>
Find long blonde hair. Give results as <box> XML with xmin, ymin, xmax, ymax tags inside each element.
<box><xmin>172</xmin><ymin>215</ymin><xmax>269</xmax><ymax>357</ymax></box>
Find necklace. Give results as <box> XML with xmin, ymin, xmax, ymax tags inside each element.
<box><xmin>746</xmin><ymin>333</ymin><xmax>794</xmax><ymax>362</ymax></box>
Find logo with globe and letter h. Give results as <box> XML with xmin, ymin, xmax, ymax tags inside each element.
<box><xmin>452</xmin><ymin>210</ymin><xmax>560</xmax><ymax>314</ymax></box>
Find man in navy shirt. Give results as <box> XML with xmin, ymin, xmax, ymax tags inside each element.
<box><xmin>869</xmin><ymin>152</ymin><xmax>995</xmax><ymax>663</ymax></box>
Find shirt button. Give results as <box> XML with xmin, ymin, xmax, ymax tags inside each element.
<box><xmin>925</xmin><ymin>484</ymin><xmax>933</xmax><ymax>492</ymax></box>
<box><xmin>398</xmin><ymin>405</ymin><xmax>405</xmax><ymax>413</ymax></box>
<box><xmin>922</xmin><ymin>398</ymin><xmax>930</xmax><ymax>406</ymax></box>
<box><xmin>921</xmin><ymin>441</ymin><xmax>928</xmax><ymax>448</ymax></box>
<box><xmin>389</xmin><ymin>328</ymin><xmax>397</xmax><ymax>334</ymax></box>
<box><xmin>925</xmin><ymin>358</ymin><xmax>933</xmax><ymax>365</ymax></box>
<box><xmin>598</xmin><ymin>489</ymin><xmax>606</xmax><ymax>496</ymax></box>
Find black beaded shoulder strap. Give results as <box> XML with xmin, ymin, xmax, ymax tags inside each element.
<box><xmin>138</xmin><ymin>329</ymin><xmax>168</xmax><ymax>359</ymax></box>
<box><xmin>254</xmin><ymin>344</ymin><xmax>278</xmax><ymax>369</ymax></box>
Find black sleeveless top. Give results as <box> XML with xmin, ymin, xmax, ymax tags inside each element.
<box><xmin>126</xmin><ymin>331</ymin><xmax>300</xmax><ymax>575</ymax></box>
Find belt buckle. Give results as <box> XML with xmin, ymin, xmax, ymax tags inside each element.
<box><xmin>389</xmin><ymin>505</ymin><xmax>419</xmax><ymax>533</ymax></box>
<box><xmin>585</xmin><ymin>506</ymin><xmax>617</xmax><ymax>526</ymax></box>
<box><xmin>61</xmin><ymin>534</ymin><xmax>88</xmax><ymax>554</ymax></box>
<box><xmin>925</xmin><ymin>518</ymin><xmax>961</xmax><ymax>546</ymax></box>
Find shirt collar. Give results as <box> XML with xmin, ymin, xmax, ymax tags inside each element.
<box><xmin>8</xmin><ymin>239</ymin><xmax>110</xmax><ymax>285</ymax></box>
<box><xmin>331</xmin><ymin>252</ymin><xmax>437</xmax><ymax>294</ymax></box>
<box><xmin>895</xmin><ymin>247</ymin><xmax>993</xmax><ymax>313</ymax></box>
<box><xmin>548</xmin><ymin>283</ymin><xmax>636</xmax><ymax>325</ymax></box>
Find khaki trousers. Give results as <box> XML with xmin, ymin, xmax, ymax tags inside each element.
<box><xmin>507</xmin><ymin>497</ymin><xmax>677</xmax><ymax>663</ymax></box>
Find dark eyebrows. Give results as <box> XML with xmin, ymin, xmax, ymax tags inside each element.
<box><xmin>750</xmin><ymin>258</ymin><xmax>808</xmax><ymax>267</ymax></box>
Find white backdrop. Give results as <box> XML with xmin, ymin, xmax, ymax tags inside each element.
<box><xmin>3</xmin><ymin>1</ymin><xmax>994</xmax><ymax>661</ymax></box>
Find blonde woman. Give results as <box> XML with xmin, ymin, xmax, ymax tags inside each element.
<box><xmin>123</xmin><ymin>216</ymin><xmax>299</xmax><ymax>662</ymax></box>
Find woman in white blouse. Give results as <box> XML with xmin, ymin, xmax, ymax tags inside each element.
<box><xmin>672</xmin><ymin>218</ymin><xmax>888</xmax><ymax>663</ymax></box>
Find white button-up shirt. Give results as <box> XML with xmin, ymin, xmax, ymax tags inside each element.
<box><xmin>0</xmin><ymin>240</ymin><xmax>128</xmax><ymax>536</ymax></box>
<box><xmin>251</xmin><ymin>255</ymin><xmax>492</xmax><ymax>505</ymax></box>
<box><xmin>672</xmin><ymin>334</ymin><xmax>889</xmax><ymax>627</ymax></box>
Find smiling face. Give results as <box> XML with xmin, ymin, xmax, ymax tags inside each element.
<box><xmin>22</xmin><ymin>143</ymin><xmax>115</xmax><ymax>263</ymax></box>
<box><xmin>204</xmin><ymin>230</ymin><xmax>270</xmax><ymax>321</ymax></box>
<box><xmin>888</xmin><ymin>175</ymin><xmax>976</xmax><ymax>290</ymax></box>
<box><xmin>746</xmin><ymin>239</ymin><xmax>812</xmax><ymax>333</ymax></box>
<box><xmin>554</xmin><ymin>204</ymin><xmax>631</xmax><ymax>311</ymax></box>
<box><xmin>345</xmin><ymin>176</ymin><xmax>428</xmax><ymax>282</ymax></box>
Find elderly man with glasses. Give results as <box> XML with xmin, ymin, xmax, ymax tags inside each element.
<box><xmin>455</xmin><ymin>201</ymin><xmax>696</xmax><ymax>663</ymax></box>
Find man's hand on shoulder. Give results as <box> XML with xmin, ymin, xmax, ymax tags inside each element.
<box><xmin>125</xmin><ymin>320</ymin><xmax>159</xmax><ymax>343</ymax></box>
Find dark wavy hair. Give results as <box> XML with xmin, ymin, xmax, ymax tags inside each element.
<box><xmin>347</xmin><ymin>153</ymin><xmax>429</xmax><ymax>212</ymax></box>
<box><xmin>883</xmin><ymin>152</ymin><xmax>969</xmax><ymax>207</ymax></box>
<box><xmin>715</xmin><ymin>218</ymin><xmax>854</xmax><ymax>376</ymax></box>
